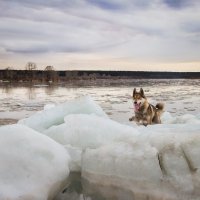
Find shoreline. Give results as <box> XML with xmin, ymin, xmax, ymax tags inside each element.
<box><xmin>1</xmin><ymin>70</ymin><xmax>200</xmax><ymax>84</ymax></box>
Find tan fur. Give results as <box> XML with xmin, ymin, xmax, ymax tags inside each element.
<box><xmin>129</xmin><ymin>88</ymin><xmax>164</xmax><ymax>126</ymax></box>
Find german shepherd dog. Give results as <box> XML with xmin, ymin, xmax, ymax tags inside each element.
<box><xmin>129</xmin><ymin>88</ymin><xmax>164</xmax><ymax>126</ymax></box>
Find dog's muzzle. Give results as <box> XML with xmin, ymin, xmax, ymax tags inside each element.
<box><xmin>134</xmin><ymin>102</ymin><xmax>141</xmax><ymax>112</ymax></box>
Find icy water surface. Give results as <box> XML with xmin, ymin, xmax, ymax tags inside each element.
<box><xmin>0</xmin><ymin>79</ymin><xmax>200</xmax><ymax>125</ymax></box>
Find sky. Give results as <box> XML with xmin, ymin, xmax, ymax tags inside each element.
<box><xmin>0</xmin><ymin>0</ymin><xmax>200</xmax><ymax>71</ymax></box>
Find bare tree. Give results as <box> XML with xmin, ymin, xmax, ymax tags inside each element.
<box><xmin>4</xmin><ymin>66</ymin><xmax>13</xmax><ymax>70</ymax></box>
<box><xmin>25</xmin><ymin>62</ymin><xmax>37</xmax><ymax>82</ymax></box>
<box><xmin>44</xmin><ymin>66</ymin><xmax>57</xmax><ymax>82</ymax></box>
<box><xmin>44</xmin><ymin>65</ymin><xmax>54</xmax><ymax>71</ymax></box>
<box><xmin>25</xmin><ymin>62</ymin><xmax>37</xmax><ymax>70</ymax></box>
<box><xmin>4</xmin><ymin>67</ymin><xmax>14</xmax><ymax>81</ymax></box>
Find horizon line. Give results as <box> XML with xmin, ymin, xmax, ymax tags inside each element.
<box><xmin>0</xmin><ymin>69</ymin><xmax>200</xmax><ymax>73</ymax></box>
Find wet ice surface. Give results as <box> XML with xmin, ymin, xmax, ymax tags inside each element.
<box><xmin>0</xmin><ymin>79</ymin><xmax>200</xmax><ymax>125</ymax></box>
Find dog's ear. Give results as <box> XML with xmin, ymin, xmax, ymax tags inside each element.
<box><xmin>133</xmin><ymin>88</ymin><xmax>136</xmax><ymax>96</ymax></box>
<box><xmin>140</xmin><ymin>88</ymin><xmax>145</xmax><ymax>97</ymax></box>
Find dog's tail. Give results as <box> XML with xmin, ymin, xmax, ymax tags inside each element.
<box><xmin>156</xmin><ymin>103</ymin><xmax>164</xmax><ymax>114</ymax></box>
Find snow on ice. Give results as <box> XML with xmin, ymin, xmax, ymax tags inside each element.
<box><xmin>1</xmin><ymin>96</ymin><xmax>200</xmax><ymax>199</ymax></box>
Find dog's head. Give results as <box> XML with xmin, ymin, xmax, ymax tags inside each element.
<box><xmin>132</xmin><ymin>88</ymin><xmax>146</xmax><ymax>112</ymax></box>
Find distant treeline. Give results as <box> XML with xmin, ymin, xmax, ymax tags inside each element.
<box><xmin>0</xmin><ymin>69</ymin><xmax>200</xmax><ymax>83</ymax></box>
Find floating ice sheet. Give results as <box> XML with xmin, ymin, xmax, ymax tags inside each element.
<box><xmin>0</xmin><ymin>124</ymin><xmax>70</xmax><ymax>200</ymax></box>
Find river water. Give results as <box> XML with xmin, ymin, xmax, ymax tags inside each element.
<box><xmin>0</xmin><ymin>79</ymin><xmax>200</xmax><ymax>126</ymax></box>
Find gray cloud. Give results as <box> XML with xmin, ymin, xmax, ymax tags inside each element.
<box><xmin>0</xmin><ymin>0</ymin><xmax>200</xmax><ymax>69</ymax></box>
<box><xmin>163</xmin><ymin>0</ymin><xmax>188</xmax><ymax>8</ymax></box>
<box><xmin>86</xmin><ymin>0</ymin><xmax>123</xmax><ymax>10</ymax></box>
<box><xmin>162</xmin><ymin>0</ymin><xmax>200</xmax><ymax>9</ymax></box>
<box><xmin>182</xmin><ymin>21</ymin><xmax>200</xmax><ymax>33</ymax></box>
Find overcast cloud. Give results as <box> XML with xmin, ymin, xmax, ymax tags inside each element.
<box><xmin>0</xmin><ymin>0</ymin><xmax>200</xmax><ymax>71</ymax></box>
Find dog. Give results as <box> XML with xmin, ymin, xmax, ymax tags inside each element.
<box><xmin>129</xmin><ymin>88</ymin><xmax>164</xmax><ymax>126</ymax></box>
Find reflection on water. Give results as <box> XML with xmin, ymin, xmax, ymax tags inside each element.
<box><xmin>0</xmin><ymin>79</ymin><xmax>200</xmax><ymax>125</ymax></box>
<box><xmin>27</xmin><ymin>87</ymin><xmax>36</xmax><ymax>99</ymax></box>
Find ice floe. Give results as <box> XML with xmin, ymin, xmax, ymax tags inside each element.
<box><xmin>18</xmin><ymin>96</ymin><xmax>107</xmax><ymax>132</ymax></box>
<box><xmin>0</xmin><ymin>124</ymin><xmax>70</xmax><ymax>200</ymax></box>
<box><xmin>3</xmin><ymin>95</ymin><xmax>200</xmax><ymax>199</ymax></box>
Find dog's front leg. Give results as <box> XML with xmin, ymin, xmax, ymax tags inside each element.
<box><xmin>129</xmin><ymin>116</ymin><xmax>135</xmax><ymax>121</ymax></box>
<box><xmin>143</xmin><ymin>116</ymin><xmax>151</xmax><ymax>126</ymax></box>
<box><xmin>143</xmin><ymin>121</ymin><xmax>148</xmax><ymax>126</ymax></box>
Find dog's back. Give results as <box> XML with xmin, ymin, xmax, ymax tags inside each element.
<box><xmin>148</xmin><ymin>103</ymin><xmax>164</xmax><ymax>124</ymax></box>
